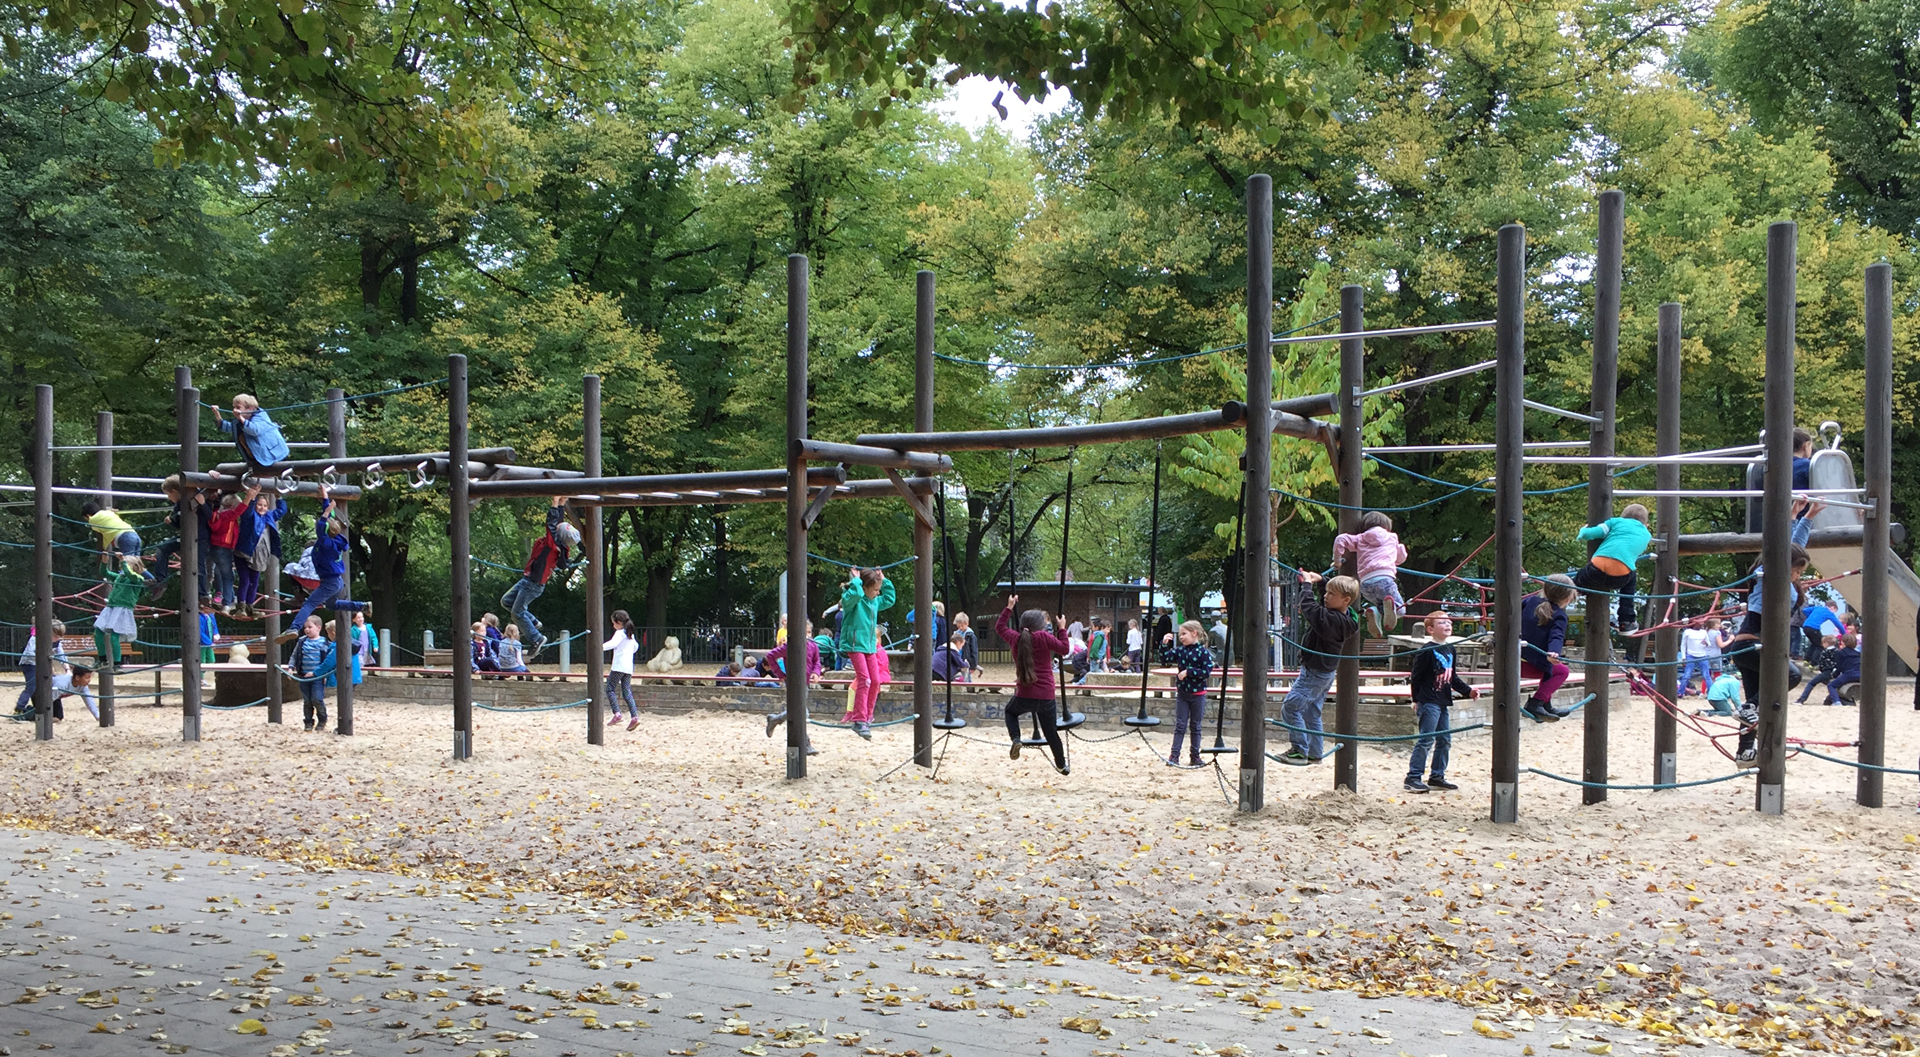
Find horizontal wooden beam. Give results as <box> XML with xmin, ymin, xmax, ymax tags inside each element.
<box><xmin>1675</xmin><ymin>523</ymin><xmax>1904</xmax><ymax>556</ymax></box>
<box><xmin>583</xmin><ymin>476</ymin><xmax>933</xmax><ymax>508</ymax></box>
<box><xmin>469</xmin><ymin>465</ymin><xmax>847</xmax><ymax>500</ymax></box>
<box><xmin>177</xmin><ymin>471</ymin><xmax>361</xmax><ymax>501</ymax></box>
<box><xmin>792</xmin><ymin>439</ymin><xmax>953</xmax><ymax>473</ymax></box>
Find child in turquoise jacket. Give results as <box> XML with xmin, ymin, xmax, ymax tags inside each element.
<box><xmin>1573</xmin><ymin>503</ymin><xmax>1652</xmax><ymax>632</ymax></box>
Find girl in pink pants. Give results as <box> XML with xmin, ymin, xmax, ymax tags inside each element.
<box><xmin>838</xmin><ymin>567</ymin><xmax>896</xmax><ymax>740</ymax></box>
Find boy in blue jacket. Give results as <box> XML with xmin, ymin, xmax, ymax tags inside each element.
<box><xmin>212</xmin><ymin>393</ymin><xmax>290</xmax><ymax>473</ymax></box>
<box><xmin>277</xmin><ymin>485</ymin><xmax>363</xmax><ymax>643</ymax></box>
<box><xmin>291</xmin><ymin>615</ymin><xmax>335</xmax><ymax>731</ymax></box>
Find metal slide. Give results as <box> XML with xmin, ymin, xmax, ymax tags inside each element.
<box><xmin>1799</xmin><ymin>431</ymin><xmax>1919</xmax><ymax>670</ymax></box>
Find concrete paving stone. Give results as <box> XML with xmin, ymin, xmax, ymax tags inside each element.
<box><xmin>0</xmin><ymin>830</ymin><xmax>1743</xmax><ymax>1057</ymax></box>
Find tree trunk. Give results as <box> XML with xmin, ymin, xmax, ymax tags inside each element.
<box><xmin>359</xmin><ymin>236</ymin><xmax>389</xmax><ymax>315</ymax></box>
<box><xmin>399</xmin><ymin>237</ymin><xmax>420</xmax><ymax>324</ymax></box>
<box><xmin>712</xmin><ymin>510</ymin><xmax>731</xmax><ymax>622</ymax></box>
<box><xmin>357</xmin><ymin>530</ymin><xmax>410</xmax><ymax>638</ymax></box>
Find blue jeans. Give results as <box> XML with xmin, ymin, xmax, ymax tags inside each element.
<box><xmin>211</xmin><ymin>548</ymin><xmax>236</xmax><ymax>606</ymax></box>
<box><xmin>500</xmin><ymin>577</ymin><xmax>547</xmax><ymax>644</ymax></box>
<box><xmin>289</xmin><ymin>575</ymin><xmax>346</xmax><ymax>634</ymax></box>
<box><xmin>1408</xmin><ymin>701</ymin><xmax>1451</xmax><ymax>780</ymax></box>
<box><xmin>14</xmin><ymin>664</ymin><xmax>35</xmax><ymax>713</ymax></box>
<box><xmin>1281</xmin><ymin>666</ymin><xmax>1337</xmax><ymax>758</ymax></box>
<box><xmin>1679</xmin><ymin>657</ymin><xmax>1714</xmax><ymax>695</ymax></box>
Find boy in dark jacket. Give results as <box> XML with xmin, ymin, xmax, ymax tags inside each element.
<box><xmin>1795</xmin><ymin>633</ymin><xmax>1839</xmax><ymax>704</ymax></box>
<box><xmin>1824</xmin><ymin>634</ymin><xmax>1862</xmax><ymax>705</ymax></box>
<box><xmin>1277</xmin><ymin>572</ymin><xmax>1359</xmax><ymax>765</ymax></box>
<box><xmin>500</xmin><ymin>496</ymin><xmax>581</xmax><ymax>658</ymax></box>
<box><xmin>1405</xmin><ymin>612</ymin><xmax>1478</xmax><ymax>793</ymax></box>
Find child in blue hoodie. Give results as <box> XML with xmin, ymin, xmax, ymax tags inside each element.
<box><xmin>278</xmin><ymin>485</ymin><xmax>361</xmax><ymax>642</ymax></box>
<box><xmin>212</xmin><ymin>393</ymin><xmax>291</xmax><ymax>474</ymax></box>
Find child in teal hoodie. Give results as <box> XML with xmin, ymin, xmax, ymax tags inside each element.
<box><xmin>1573</xmin><ymin>503</ymin><xmax>1652</xmax><ymax>632</ymax></box>
<box><xmin>839</xmin><ymin>568</ymin><xmax>896</xmax><ymax>739</ymax></box>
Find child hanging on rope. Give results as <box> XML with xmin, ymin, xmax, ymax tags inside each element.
<box><xmin>211</xmin><ymin>393</ymin><xmax>291</xmax><ymax>475</ymax></box>
<box><xmin>763</xmin><ymin>618</ymin><xmax>824</xmax><ymax>737</ymax></box>
<box><xmin>82</xmin><ymin>501</ymin><xmax>152</xmax><ymax>582</ymax></box>
<box><xmin>1573</xmin><ymin>502</ymin><xmax>1652</xmax><ymax>632</ymax></box>
<box><xmin>604</xmin><ymin>609</ymin><xmax>640</xmax><ymax>731</ymax></box>
<box><xmin>291</xmin><ymin>614</ymin><xmax>334</xmax><ymax>731</ymax></box>
<box><xmin>500</xmin><ymin>496</ymin><xmax>580</xmax><ymax>657</ymax></box>
<box><xmin>278</xmin><ymin>484</ymin><xmax>357</xmax><ymax>643</ymax></box>
<box><xmin>234</xmin><ymin>486</ymin><xmax>285</xmax><ymax>618</ymax></box>
<box><xmin>997</xmin><ymin>595</ymin><xmax>1072</xmax><ymax>775</ymax></box>
<box><xmin>840</xmin><ymin>568</ymin><xmax>896</xmax><ymax>741</ymax></box>
<box><xmin>1159</xmin><ymin>619</ymin><xmax>1215</xmax><ymax>768</ymax></box>
<box><xmin>148</xmin><ymin>476</ymin><xmax>209</xmax><ymax>602</ymax></box>
<box><xmin>13</xmin><ymin>620</ymin><xmax>68</xmax><ymax>718</ymax></box>
<box><xmin>1404</xmin><ymin>611</ymin><xmax>1477</xmax><ymax>793</ymax></box>
<box><xmin>1276</xmin><ymin>572</ymin><xmax>1358</xmax><ymax>765</ymax></box>
<box><xmin>93</xmin><ymin>557</ymin><xmax>144</xmax><ymax>674</ymax></box>
<box><xmin>1333</xmin><ymin>511</ymin><xmax>1409</xmax><ymax>636</ymax></box>
<box><xmin>1518</xmin><ymin>575</ymin><xmax>1576</xmax><ymax>723</ymax></box>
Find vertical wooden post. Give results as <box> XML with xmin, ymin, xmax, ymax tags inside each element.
<box><xmin>786</xmin><ymin>255</ymin><xmax>811</xmax><ymax>779</ymax></box>
<box><xmin>1653</xmin><ymin>303</ymin><xmax>1682</xmax><ymax>785</ymax></box>
<box><xmin>1490</xmin><ymin>223</ymin><xmax>1526</xmax><ymax>824</ymax></box>
<box><xmin>1238</xmin><ymin>175</ymin><xmax>1273</xmax><ymax>813</ymax></box>
<box><xmin>1333</xmin><ymin>284</ymin><xmax>1364</xmax><ymax>792</ymax></box>
<box><xmin>913</xmin><ymin>270</ymin><xmax>936</xmax><ymax>767</ymax></box>
<box><xmin>1582</xmin><ymin>190</ymin><xmax>1622</xmax><ymax>804</ymax></box>
<box><xmin>585</xmin><ymin>375</ymin><xmax>606</xmax><ymax>746</ymax></box>
<box><xmin>265</xmin><ymin>556</ymin><xmax>283</xmax><ymax>725</ymax></box>
<box><xmin>1755</xmin><ymin>222</ymin><xmax>1797</xmax><ymax>815</ymax></box>
<box><xmin>1857</xmin><ymin>262</ymin><xmax>1892</xmax><ymax>807</ymax></box>
<box><xmin>32</xmin><ymin>385</ymin><xmax>54</xmax><ymax>743</ymax></box>
<box><xmin>178</xmin><ymin>371</ymin><xmax>202</xmax><ymax>742</ymax></box>
<box><xmin>328</xmin><ymin>389</ymin><xmax>353</xmax><ymax>736</ymax></box>
<box><xmin>95</xmin><ymin>411</ymin><xmax>115</xmax><ymax>728</ymax></box>
<box><xmin>450</xmin><ymin>354</ymin><xmax>473</xmax><ymax>761</ymax></box>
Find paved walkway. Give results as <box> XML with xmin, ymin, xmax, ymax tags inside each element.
<box><xmin>0</xmin><ymin>830</ymin><xmax>1734</xmax><ymax>1057</ymax></box>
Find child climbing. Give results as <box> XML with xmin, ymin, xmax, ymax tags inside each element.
<box><xmin>1726</xmin><ymin>512</ymin><xmax>1815</xmax><ymax>762</ymax></box>
<box><xmin>1404</xmin><ymin>612</ymin><xmax>1477</xmax><ymax>793</ymax></box>
<box><xmin>1517</xmin><ymin>574</ymin><xmax>1576</xmax><ymax>723</ymax></box>
<box><xmin>93</xmin><ymin>557</ymin><xmax>144</xmax><ymax>674</ymax></box>
<box><xmin>839</xmin><ymin>568</ymin><xmax>896</xmax><ymax>741</ymax></box>
<box><xmin>997</xmin><ymin>596</ymin><xmax>1072</xmax><ymax>775</ymax></box>
<box><xmin>1158</xmin><ymin>619</ymin><xmax>1215</xmax><ymax>767</ymax></box>
<box><xmin>234</xmin><ymin>486</ymin><xmax>286</xmax><ymax>618</ymax></box>
<box><xmin>1276</xmin><ymin>572</ymin><xmax>1358</xmax><ymax>765</ymax></box>
<box><xmin>211</xmin><ymin>393</ymin><xmax>291</xmax><ymax>475</ymax></box>
<box><xmin>1333</xmin><ymin>511</ymin><xmax>1409</xmax><ymax>636</ymax></box>
<box><xmin>1573</xmin><ymin>502</ymin><xmax>1652</xmax><ymax>632</ymax></box>
<box><xmin>148</xmin><ymin>476</ymin><xmax>210</xmax><ymax>602</ymax></box>
<box><xmin>604</xmin><ymin>609</ymin><xmax>640</xmax><ymax>731</ymax></box>
<box><xmin>279</xmin><ymin>485</ymin><xmax>354</xmax><ymax>642</ymax></box>
<box><xmin>500</xmin><ymin>496</ymin><xmax>580</xmax><ymax>658</ymax></box>
<box><xmin>82</xmin><ymin>501</ymin><xmax>150</xmax><ymax>580</ymax></box>
<box><xmin>207</xmin><ymin>493</ymin><xmax>245</xmax><ymax>612</ymax></box>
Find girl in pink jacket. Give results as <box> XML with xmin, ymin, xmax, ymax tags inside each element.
<box><xmin>1332</xmin><ymin>511</ymin><xmax>1408</xmax><ymax>636</ymax></box>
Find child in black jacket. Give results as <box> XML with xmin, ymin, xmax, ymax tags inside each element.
<box><xmin>1159</xmin><ymin>620</ymin><xmax>1216</xmax><ymax>767</ymax></box>
<box><xmin>1277</xmin><ymin>572</ymin><xmax>1359</xmax><ymax>765</ymax></box>
<box><xmin>1795</xmin><ymin>633</ymin><xmax>1839</xmax><ymax>704</ymax></box>
<box><xmin>1405</xmin><ymin>612</ymin><xmax>1478</xmax><ymax>793</ymax></box>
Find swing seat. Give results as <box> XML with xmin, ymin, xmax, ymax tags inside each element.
<box><xmin>932</xmin><ymin>716</ymin><xmax>967</xmax><ymax>730</ymax></box>
<box><xmin>1019</xmin><ymin>732</ymin><xmax>1049</xmax><ymax>746</ymax></box>
<box><xmin>1197</xmin><ymin>742</ymin><xmax>1238</xmax><ymax>756</ymax></box>
<box><xmin>1057</xmin><ymin>710</ymin><xmax>1087</xmax><ymax>731</ymax></box>
<box><xmin>1122</xmin><ymin>713</ymin><xmax>1163</xmax><ymax>728</ymax></box>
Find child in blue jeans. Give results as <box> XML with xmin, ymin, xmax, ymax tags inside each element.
<box><xmin>1404</xmin><ymin>612</ymin><xmax>1478</xmax><ymax>793</ymax></box>
<box><xmin>291</xmin><ymin>616</ymin><xmax>334</xmax><ymax>731</ymax></box>
<box><xmin>1278</xmin><ymin>572</ymin><xmax>1359</xmax><ymax>764</ymax></box>
<box><xmin>1158</xmin><ymin>620</ymin><xmax>1215</xmax><ymax>767</ymax></box>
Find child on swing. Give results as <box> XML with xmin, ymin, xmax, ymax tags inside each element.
<box><xmin>839</xmin><ymin>568</ymin><xmax>896</xmax><ymax>740</ymax></box>
<box><xmin>997</xmin><ymin>594</ymin><xmax>1072</xmax><ymax>776</ymax></box>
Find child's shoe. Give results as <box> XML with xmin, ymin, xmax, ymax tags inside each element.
<box><xmin>855</xmin><ymin>722</ymin><xmax>872</xmax><ymax>741</ymax></box>
<box><xmin>1009</xmin><ymin>742</ymin><xmax>1021</xmax><ymax>761</ymax></box>
<box><xmin>1165</xmin><ymin>754</ymin><xmax>1180</xmax><ymax>767</ymax></box>
<box><xmin>1522</xmin><ymin>701</ymin><xmax>1560</xmax><ymax>723</ymax></box>
<box><xmin>626</xmin><ymin>715</ymin><xmax>640</xmax><ymax>732</ymax></box>
<box><xmin>1277</xmin><ymin>749</ymin><xmax>1311</xmax><ymax>766</ymax></box>
<box><xmin>1736</xmin><ymin>748</ymin><xmax>1758</xmax><ymax>766</ymax></box>
<box><xmin>1366</xmin><ymin>606</ymin><xmax>1384</xmax><ymax>638</ymax></box>
<box><xmin>1403</xmin><ymin>777</ymin><xmax>1429</xmax><ymax>793</ymax></box>
<box><xmin>1427</xmin><ymin>776</ymin><xmax>1459</xmax><ymax>791</ymax></box>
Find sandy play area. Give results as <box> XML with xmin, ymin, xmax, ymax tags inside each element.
<box><xmin>3</xmin><ymin>680</ymin><xmax>1917</xmax><ymax>1052</ymax></box>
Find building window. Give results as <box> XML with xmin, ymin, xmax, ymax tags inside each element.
<box><xmin>1094</xmin><ymin>595</ymin><xmax>1113</xmax><ymax>609</ymax></box>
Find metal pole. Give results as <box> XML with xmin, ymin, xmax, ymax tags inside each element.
<box><xmin>1755</xmin><ymin>222</ymin><xmax>1797</xmax><ymax>815</ymax></box>
<box><xmin>264</xmin><ymin>557</ymin><xmax>282</xmax><ymax>724</ymax></box>
<box><xmin>95</xmin><ymin>411</ymin><xmax>115</xmax><ymax>728</ymax></box>
<box><xmin>1654</xmin><ymin>303</ymin><xmax>1682</xmax><ymax>786</ymax></box>
<box><xmin>1582</xmin><ymin>190</ymin><xmax>1622</xmax><ymax>804</ymax></box>
<box><xmin>1238</xmin><ymin>174</ymin><xmax>1273</xmax><ymax>813</ymax></box>
<box><xmin>33</xmin><ymin>385</ymin><xmax>54</xmax><ymax>743</ymax></box>
<box><xmin>786</xmin><ymin>255</ymin><xmax>811</xmax><ymax>779</ymax></box>
<box><xmin>1333</xmin><ymin>284</ymin><xmax>1363</xmax><ymax>792</ymax></box>
<box><xmin>178</xmin><ymin>371</ymin><xmax>201</xmax><ymax>742</ymax></box>
<box><xmin>450</xmin><ymin>354</ymin><xmax>473</xmax><ymax>761</ymax></box>
<box><xmin>379</xmin><ymin>629</ymin><xmax>391</xmax><ymax>669</ymax></box>
<box><xmin>913</xmin><ymin>270</ymin><xmax>936</xmax><ymax>768</ymax></box>
<box><xmin>585</xmin><ymin>376</ymin><xmax>606</xmax><ymax>746</ymax></box>
<box><xmin>1858</xmin><ymin>262</ymin><xmax>1892</xmax><ymax>807</ymax></box>
<box><xmin>328</xmin><ymin>389</ymin><xmax>353</xmax><ymax>736</ymax></box>
<box><xmin>1490</xmin><ymin>223</ymin><xmax>1526</xmax><ymax>824</ymax></box>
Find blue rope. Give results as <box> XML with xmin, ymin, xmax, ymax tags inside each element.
<box><xmin>808</xmin><ymin>713</ymin><xmax>919</xmax><ymax>729</ymax></box>
<box><xmin>810</xmin><ymin>553</ymin><xmax>917</xmax><ymax>570</ymax></box>
<box><xmin>202</xmin><ymin>696</ymin><xmax>269</xmax><ymax>711</ymax></box>
<box><xmin>1791</xmin><ymin>746</ymin><xmax>1920</xmax><ymax>776</ymax></box>
<box><xmin>477</xmin><ymin>698</ymin><xmax>591</xmax><ymax>713</ymax></box>
<box><xmin>1525</xmin><ymin>766</ymin><xmax>1752</xmax><ymax>791</ymax></box>
<box><xmin>1265</xmin><ymin>716</ymin><xmax>1488</xmax><ymax>742</ymax></box>
<box><xmin>932</xmin><ymin>315</ymin><xmax>1341</xmax><ymax>371</ymax></box>
<box><xmin>1364</xmin><ymin>455</ymin><xmax>1653</xmax><ymax>495</ymax></box>
<box><xmin>199</xmin><ymin>377</ymin><xmax>448</xmax><ymax>414</ymax></box>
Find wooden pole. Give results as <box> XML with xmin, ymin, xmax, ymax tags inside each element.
<box><xmin>913</xmin><ymin>270</ymin><xmax>936</xmax><ymax>768</ymax></box>
<box><xmin>328</xmin><ymin>389</ymin><xmax>353</xmax><ymax>736</ymax></box>
<box><xmin>1857</xmin><ymin>262</ymin><xmax>1892</xmax><ymax>807</ymax></box>
<box><xmin>1653</xmin><ymin>303</ymin><xmax>1681</xmax><ymax>786</ymax></box>
<box><xmin>1582</xmin><ymin>190</ymin><xmax>1622</xmax><ymax>804</ymax></box>
<box><xmin>178</xmin><ymin>371</ymin><xmax>202</xmax><ymax>742</ymax></box>
<box><xmin>95</xmin><ymin>411</ymin><xmax>114</xmax><ymax>728</ymax></box>
<box><xmin>585</xmin><ymin>375</ymin><xmax>606</xmax><ymax>746</ymax></box>
<box><xmin>1333</xmin><ymin>284</ymin><xmax>1363</xmax><ymax>792</ymax></box>
<box><xmin>1755</xmin><ymin>222</ymin><xmax>1797</xmax><ymax>815</ymax></box>
<box><xmin>786</xmin><ymin>254</ymin><xmax>810</xmax><ymax>779</ymax></box>
<box><xmin>1237</xmin><ymin>174</ymin><xmax>1273</xmax><ymax>813</ymax></box>
<box><xmin>450</xmin><ymin>354</ymin><xmax>473</xmax><ymax>761</ymax></box>
<box><xmin>265</xmin><ymin>554</ymin><xmax>282</xmax><ymax>725</ymax></box>
<box><xmin>32</xmin><ymin>385</ymin><xmax>54</xmax><ymax>743</ymax></box>
<box><xmin>1490</xmin><ymin>223</ymin><xmax>1526</xmax><ymax>824</ymax></box>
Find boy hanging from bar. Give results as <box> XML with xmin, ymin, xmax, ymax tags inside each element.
<box><xmin>500</xmin><ymin>496</ymin><xmax>581</xmax><ymax>659</ymax></box>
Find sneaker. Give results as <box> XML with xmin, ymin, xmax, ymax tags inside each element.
<box><xmin>1736</xmin><ymin>749</ymin><xmax>1757</xmax><ymax>766</ymax></box>
<box><xmin>1427</xmin><ymin>776</ymin><xmax>1459</xmax><ymax>791</ymax></box>
<box><xmin>806</xmin><ymin>744</ymin><xmax>822</xmax><ymax>756</ymax></box>
<box><xmin>858</xmin><ymin>722</ymin><xmax>873</xmax><ymax>740</ymax></box>
<box><xmin>610</xmin><ymin>712</ymin><xmax>626</xmax><ymax>725</ymax></box>
<box><xmin>1188</xmin><ymin>757</ymin><xmax>1202</xmax><ymax>767</ymax></box>
<box><xmin>766</xmin><ymin>712</ymin><xmax>783</xmax><ymax>738</ymax></box>
<box><xmin>1523</xmin><ymin>701</ymin><xmax>1560</xmax><ymax>724</ymax></box>
<box><xmin>1404</xmin><ymin>777</ymin><xmax>1429</xmax><ymax>794</ymax></box>
<box><xmin>275</xmin><ymin>630</ymin><xmax>297</xmax><ymax>645</ymax></box>
<box><xmin>627</xmin><ymin>716</ymin><xmax>640</xmax><ymax>732</ymax></box>
<box><xmin>1053</xmin><ymin>758</ymin><xmax>1071</xmax><ymax>776</ymax></box>
<box><xmin>1367</xmin><ymin>606</ymin><xmax>1384</xmax><ymax>638</ymax></box>
<box><xmin>1009</xmin><ymin>742</ymin><xmax>1021</xmax><ymax>761</ymax></box>
<box><xmin>1166</xmin><ymin>755</ymin><xmax>1180</xmax><ymax>767</ymax></box>
<box><xmin>1277</xmin><ymin>749</ymin><xmax>1311</xmax><ymax>766</ymax></box>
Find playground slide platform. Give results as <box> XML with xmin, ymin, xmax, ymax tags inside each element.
<box><xmin>1803</xmin><ymin>444</ymin><xmax>1918</xmax><ymax>670</ymax></box>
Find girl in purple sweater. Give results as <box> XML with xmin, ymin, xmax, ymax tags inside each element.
<box><xmin>996</xmin><ymin>596</ymin><xmax>1072</xmax><ymax>775</ymax></box>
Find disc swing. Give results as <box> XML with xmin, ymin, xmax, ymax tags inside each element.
<box><xmin>1124</xmin><ymin>442</ymin><xmax>1165</xmax><ymax>730</ymax></box>
<box><xmin>932</xmin><ymin>487</ymin><xmax>965</xmax><ymax>732</ymax></box>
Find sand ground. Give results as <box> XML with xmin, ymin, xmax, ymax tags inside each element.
<box><xmin>3</xmin><ymin>678</ymin><xmax>1917</xmax><ymax>1053</ymax></box>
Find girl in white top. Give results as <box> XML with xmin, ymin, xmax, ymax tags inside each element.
<box><xmin>603</xmin><ymin>609</ymin><xmax>641</xmax><ymax>730</ymax></box>
<box><xmin>1679</xmin><ymin>620</ymin><xmax>1716</xmax><ymax>697</ymax></box>
<box><xmin>1124</xmin><ymin>619</ymin><xmax>1146</xmax><ymax>672</ymax></box>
